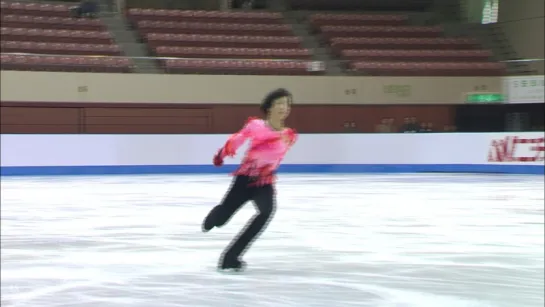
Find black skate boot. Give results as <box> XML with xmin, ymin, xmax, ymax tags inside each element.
<box><xmin>218</xmin><ymin>258</ymin><xmax>246</xmax><ymax>273</ymax></box>
<box><xmin>202</xmin><ymin>206</ymin><xmax>222</xmax><ymax>232</ymax></box>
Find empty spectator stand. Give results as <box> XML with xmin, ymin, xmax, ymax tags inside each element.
<box><xmin>0</xmin><ymin>1</ymin><xmax>133</xmax><ymax>73</ymax></box>
<box><xmin>307</xmin><ymin>12</ymin><xmax>506</xmax><ymax>76</ymax></box>
<box><xmin>126</xmin><ymin>8</ymin><xmax>324</xmax><ymax>75</ymax></box>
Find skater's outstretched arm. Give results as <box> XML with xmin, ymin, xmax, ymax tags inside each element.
<box><xmin>220</xmin><ymin>117</ymin><xmax>261</xmax><ymax>158</ymax></box>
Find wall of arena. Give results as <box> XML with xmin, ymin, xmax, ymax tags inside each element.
<box><xmin>0</xmin><ymin>71</ymin><xmax>502</xmax><ymax>133</ymax></box>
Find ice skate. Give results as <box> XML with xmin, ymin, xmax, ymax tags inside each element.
<box><xmin>218</xmin><ymin>258</ymin><xmax>246</xmax><ymax>273</ymax></box>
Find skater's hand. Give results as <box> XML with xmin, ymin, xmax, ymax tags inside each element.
<box><xmin>213</xmin><ymin>149</ymin><xmax>224</xmax><ymax>167</ymax></box>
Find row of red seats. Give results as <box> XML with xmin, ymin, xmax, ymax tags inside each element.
<box><xmin>1</xmin><ymin>54</ymin><xmax>133</xmax><ymax>73</ymax></box>
<box><xmin>1</xmin><ymin>42</ymin><xmax>310</xmax><ymax>61</ymax></box>
<box><xmin>0</xmin><ymin>52</ymin><xmax>323</xmax><ymax>75</ymax></box>
<box><xmin>349</xmin><ymin>61</ymin><xmax>506</xmax><ymax>76</ymax></box>
<box><xmin>163</xmin><ymin>59</ymin><xmax>324</xmax><ymax>75</ymax></box>
<box><xmin>127</xmin><ymin>8</ymin><xmax>284</xmax><ymax>24</ymax></box>
<box><xmin>340</xmin><ymin>49</ymin><xmax>493</xmax><ymax>61</ymax></box>
<box><xmin>155</xmin><ymin>46</ymin><xmax>312</xmax><ymax>59</ymax></box>
<box><xmin>310</xmin><ymin>13</ymin><xmax>408</xmax><ymax>26</ymax></box>
<box><xmin>145</xmin><ymin>33</ymin><xmax>301</xmax><ymax>48</ymax></box>
<box><xmin>0</xmin><ymin>1</ymin><xmax>72</xmax><ymax>17</ymax></box>
<box><xmin>1</xmin><ymin>15</ymin><xmax>105</xmax><ymax>31</ymax></box>
<box><xmin>330</xmin><ymin>37</ymin><xmax>478</xmax><ymax>50</ymax></box>
<box><xmin>319</xmin><ymin>25</ymin><xmax>444</xmax><ymax>38</ymax></box>
<box><xmin>1</xmin><ymin>53</ymin><xmax>504</xmax><ymax>76</ymax></box>
<box><xmin>135</xmin><ymin>20</ymin><xmax>293</xmax><ymax>36</ymax></box>
<box><xmin>1</xmin><ymin>41</ymin><xmax>122</xmax><ymax>56</ymax></box>
<box><xmin>2</xmin><ymin>43</ymin><xmax>492</xmax><ymax>64</ymax></box>
<box><xmin>1</xmin><ymin>27</ymin><xmax>113</xmax><ymax>45</ymax></box>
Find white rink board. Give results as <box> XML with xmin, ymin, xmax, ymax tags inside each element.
<box><xmin>1</xmin><ymin>132</ymin><xmax>544</xmax><ymax>167</ymax></box>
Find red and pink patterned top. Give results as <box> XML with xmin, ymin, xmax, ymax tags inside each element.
<box><xmin>218</xmin><ymin>117</ymin><xmax>298</xmax><ymax>186</ymax></box>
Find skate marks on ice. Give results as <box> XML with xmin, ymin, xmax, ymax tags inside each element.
<box><xmin>1</xmin><ymin>174</ymin><xmax>543</xmax><ymax>307</ymax></box>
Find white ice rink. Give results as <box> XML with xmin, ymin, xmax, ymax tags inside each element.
<box><xmin>1</xmin><ymin>174</ymin><xmax>544</xmax><ymax>307</ymax></box>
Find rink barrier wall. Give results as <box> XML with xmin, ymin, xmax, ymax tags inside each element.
<box><xmin>1</xmin><ymin>133</ymin><xmax>543</xmax><ymax>176</ymax></box>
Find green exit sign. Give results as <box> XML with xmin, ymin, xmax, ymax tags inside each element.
<box><xmin>465</xmin><ymin>93</ymin><xmax>505</xmax><ymax>103</ymax></box>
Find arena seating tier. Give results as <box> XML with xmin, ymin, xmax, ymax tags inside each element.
<box><xmin>135</xmin><ymin>21</ymin><xmax>293</xmax><ymax>36</ymax></box>
<box><xmin>340</xmin><ymin>49</ymin><xmax>493</xmax><ymax>62</ymax></box>
<box><xmin>2</xmin><ymin>14</ymin><xmax>106</xmax><ymax>31</ymax></box>
<box><xmin>163</xmin><ymin>59</ymin><xmax>322</xmax><ymax>75</ymax></box>
<box><xmin>0</xmin><ymin>1</ymin><xmax>132</xmax><ymax>73</ymax></box>
<box><xmin>0</xmin><ymin>1</ymin><xmax>506</xmax><ymax>76</ymax></box>
<box><xmin>1</xmin><ymin>41</ymin><xmax>122</xmax><ymax>56</ymax></box>
<box><xmin>309</xmin><ymin>13</ymin><xmax>506</xmax><ymax>76</ymax></box>
<box><xmin>1</xmin><ymin>1</ymin><xmax>73</xmax><ymax>16</ymax></box>
<box><xmin>288</xmin><ymin>0</ymin><xmax>434</xmax><ymax>11</ymax></box>
<box><xmin>349</xmin><ymin>62</ymin><xmax>505</xmax><ymax>76</ymax></box>
<box><xmin>310</xmin><ymin>13</ymin><xmax>409</xmax><ymax>26</ymax></box>
<box><xmin>127</xmin><ymin>8</ymin><xmax>323</xmax><ymax>75</ymax></box>
<box><xmin>1</xmin><ymin>27</ymin><xmax>114</xmax><ymax>44</ymax></box>
<box><xmin>155</xmin><ymin>47</ymin><xmax>312</xmax><ymax>60</ymax></box>
<box><xmin>1</xmin><ymin>53</ymin><xmax>132</xmax><ymax>72</ymax></box>
<box><xmin>319</xmin><ymin>25</ymin><xmax>445</xmax><ymax>38</ymax></box>
<box><xmin>126</xmin><ymin>8</ymin><xmax>285</xmax><ymax>24</ymax></box>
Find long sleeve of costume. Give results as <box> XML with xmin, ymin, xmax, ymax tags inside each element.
<box><xmin>219</xmin><ymin>117</ymin><xmax>260</xmax><ymax>158</ymax></box>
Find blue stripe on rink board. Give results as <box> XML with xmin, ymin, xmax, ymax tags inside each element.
<box><xmin>1</xmin><ymin>164</ymin><xmax>543</xmax><ymax>176</ymax></box>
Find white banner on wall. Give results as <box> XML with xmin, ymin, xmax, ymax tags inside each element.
<box><xmin>504</xmin><ymin>75</ymin><xmax>545</xmax><ymax>104</ymax></box>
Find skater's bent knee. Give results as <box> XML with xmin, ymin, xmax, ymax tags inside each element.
<box><xmin>257</xmin><ymin>208</ymin><xmax>273</xmax><ymax>220</ymax></box>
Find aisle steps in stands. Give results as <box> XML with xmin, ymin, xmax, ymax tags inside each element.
<box><xmin>283</xmin><ymin>11</ymin><xmax>342</xmax><ymax>75</ymax></box>
<box><xmin>100</xmin><ymin>14</ymin><xmax>161</xmax><ymax>74</ymax></box>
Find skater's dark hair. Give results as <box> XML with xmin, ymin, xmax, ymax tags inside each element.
<box><xmin>260</xmin><ymin>88</ymin><xmax>292</xmax><ymax>115</ymax></box>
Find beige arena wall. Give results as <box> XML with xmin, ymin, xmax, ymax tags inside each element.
<box><xmin>0</xmin><ymin>71</ymin><xmax>502</xmax><ymax>105</ymax></box>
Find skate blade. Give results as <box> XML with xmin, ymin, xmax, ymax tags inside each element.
<box><xmin>217</xmin><ymin>267</ymin><xmax>245</xmax><ymax>274</ymax></box>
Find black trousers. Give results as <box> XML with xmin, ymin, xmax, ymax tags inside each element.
<box><xmin>208</xmin><ymin>176</ymin><xmax>276</xmax><ymax>263</ymax></box>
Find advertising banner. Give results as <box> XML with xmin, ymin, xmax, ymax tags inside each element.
<box><xmin>504</xmin><ymin>75</ymin><xmax>545</xmax><ymax>104</ymax></box>
<box><xmin>487</xmin><ymin>134</ymin><xmax>545</xmax><ymax>163</ymax></box>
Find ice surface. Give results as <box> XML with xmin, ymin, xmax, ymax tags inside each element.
<box><xmin>1</xmin><ymin>174</ymin><xmax>544</xmax><ymax>307</ymax></box>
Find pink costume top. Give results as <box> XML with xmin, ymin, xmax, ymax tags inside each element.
<box><xmin>218</xmin><ymin>117</ymin><xmax>298</xmax><ymax>186</ymax></box>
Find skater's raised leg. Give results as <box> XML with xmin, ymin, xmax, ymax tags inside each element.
<box><xmin>202</xmin><ymin>176</ymin><xmax>251</xmax><ymax>232</ymax></box>
<box><xmin>220</xmin><ymin>185</ymin><xmax>275</xmax><ymax>270</ymax></box>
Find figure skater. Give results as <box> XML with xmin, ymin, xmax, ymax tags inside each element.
<box><xmin>202</xmin><ymin>88</ymin><xmax>297</xmax><ymax>272</ymax></box>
